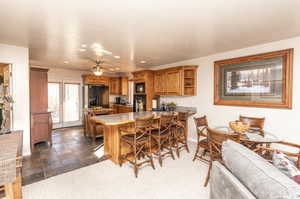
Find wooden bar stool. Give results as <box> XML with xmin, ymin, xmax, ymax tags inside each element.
<box><xmin>172</xmin><ymin>112</ymin><xmax>190</xmax><ymax>158</ymax></box>
<box><xmin>151</xmin><ymin>113</ymin><xmax>175</xmax><ymax>167</ymax></box>
<box><xmin>193</xmin><ymin>115</ymin><xmax>209</xmax><ymax>162</ymax></box>
<box><xmin>119</xmin><ymin>115</ymin><xmax>155</xmax><ymax>178</ymax></box>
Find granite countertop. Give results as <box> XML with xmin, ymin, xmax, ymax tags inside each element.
<box><xmin>92</xmin><ymin>111</ymin><xmax>195</xmax><ymax>126</ymax></box>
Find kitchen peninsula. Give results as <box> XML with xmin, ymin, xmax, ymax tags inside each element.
<box><xmin>92</xmin><ymin>111</ymin><xmax>195</xmax><ymax>164</ymax></box>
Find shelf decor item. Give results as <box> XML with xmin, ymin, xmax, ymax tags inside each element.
<box><xmin>229</xmin><ymin>121</ymin><xmax>250</xmax><ymax>134</ymax></box>
<box><xmin>214</xmin><ymin>49</ymin><xmax>293</xmax><ymax>109</ymax></box>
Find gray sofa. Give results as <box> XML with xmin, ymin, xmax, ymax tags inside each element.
<box><xmin>210</xmin><ymin>140</ymin><xmax>300</xmax><ymax>199</ymax></box>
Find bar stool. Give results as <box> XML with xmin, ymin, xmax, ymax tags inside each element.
<box><xmin>151</xmin><ymin>113</ymin><xmax>175</xmax><ymax>167</ymax></box>
<box><xmin>119</xmin><ymin>115</ymin><xmax>155</xmax><ymax>178</ymax></box>
<box><xmin>172</xmin><ymin>112</ymin><xmax>190</xmax><ymax>158</ymax></box>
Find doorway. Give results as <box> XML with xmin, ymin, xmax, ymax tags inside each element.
<box><xmin>48</xmin><ymin>82</ymin><xmax>81</xmax><ymax>128</ymax></box>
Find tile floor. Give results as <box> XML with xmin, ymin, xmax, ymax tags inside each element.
<box><xmin>22</xmin><ymin>126</ymin><xmax>104</xmax><ymax>185</ymax></box>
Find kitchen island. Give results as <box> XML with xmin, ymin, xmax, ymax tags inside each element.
<box><xmin>92</xmin><ymin>111</ymin><xmax>195</xmax><ymax>164</ymax></box>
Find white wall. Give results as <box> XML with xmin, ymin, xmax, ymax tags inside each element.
<box><xmin>0</xmin><ymin>44</ymin><xmax>30</xmax><ymax>155</ymax></box>
<box><xmin>153</xmin><ymin>36</ymin><xmax>300</xmax><ymax>145</ymax></box>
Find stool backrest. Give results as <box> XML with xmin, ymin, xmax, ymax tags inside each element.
<box><xmin>135</xmin><ymin>115</ymin><xmax>154</xmax><ymax>130</ymax></box>
<box><xmin>178</xmin><ymin>112</ymin><xmax>189</xmax><ymax>121</ymax></box>
<box><xmin>160</xmin><ymin>113</ymin><xmax>175</xmax><ymax>127</ymax></box>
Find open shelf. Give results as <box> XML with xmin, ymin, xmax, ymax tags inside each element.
<box><xmin>183</xmin><ymin>69</ymin><xmax>196</xmax><ymax>96</ymax></box>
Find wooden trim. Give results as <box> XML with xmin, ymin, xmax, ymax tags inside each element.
<box><xmin>214</xmin><ymin>49</ymin><xmax>293</xmax><ymax>109</ymax></box>
<box><xmin>30</xmin><ymin>67</ymin><xmax>49</xmax><ymax>72</ymax></box>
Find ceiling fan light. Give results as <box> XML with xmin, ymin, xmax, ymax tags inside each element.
<box><xmin>92</xmin><ymin>66</ymin><xmax>103</xmax><ymax>76</ymax></box>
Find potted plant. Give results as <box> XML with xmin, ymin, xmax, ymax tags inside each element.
<box><xmin>167</xmin><ymin>102</ymin><xmax>177</xmax><ymax>112</ymax></box>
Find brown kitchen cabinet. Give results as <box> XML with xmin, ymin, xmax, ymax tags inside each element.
<box><xmin>165</xmin><ymin>68</ymin><xmax>182</xmax><ymax>95</ymax></box>
<box><xmin>120</xmin><ymin>77</ymin><xmax>129</xmax><ymax>95</ymax></box>
<box><xmin>109</xmin><ymin>77</ymin><xmax>129</xmax><ymax>95</ymax></box>
<box><xmin>112</xmin><ymin>104</ymin><xmax>133</xmax><ymax>113</ymax></box>
<box><xmin>109</xmin><ymin>77</ymin><xmax>120</xmax><ymax>95</ymax></box>
<box><xmin>82</xmin><ymin>74</ymin><xmax>109</xmax><ymax>86</ymax></box>
<box><xmin>153</xmin><ymin>65</ymin><xmax>198</xmax><ymax>96</ymax></box>
<box><xmin>153</xmin><ymin>71</ymin><xmax>165</xmax><ymax>95</ymax></box>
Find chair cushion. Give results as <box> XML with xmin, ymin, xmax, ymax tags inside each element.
<box><xmin>222</xmin><ymin>140</ymin><xmax>300</xmax><ymax>199</ymax></box>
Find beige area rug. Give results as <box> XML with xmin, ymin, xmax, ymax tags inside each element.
<box><xmin>23</xmin><ymin>146</ymin><xmax>209</xmax><ymax>199</ymax></box>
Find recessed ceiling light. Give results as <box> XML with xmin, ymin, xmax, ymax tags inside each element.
<box><xmin>140</xmin><ymin>60</ymin><xmax>146</xmax><ymax>64</ymax></box>
<box><xmin>92</xmin><ymin>43</ymin><xmax>103</xmax><ymax>49</ymax></box>
<box><xmin>81</xmin><ymin>44</ymin><xmax>87</xmax><ymax>48</ymax></box>
<box><xmin>115</xmin><ymin>67</ymin><xmax>120</xmax><ymax>70</ymax></box>
<box><xmin>114</xmin><ymin>55</ymin><xmax>120</xmax><ymax>59</ymax></box>
<box><xmin>64</xmin><ymin>61</ymin><xmax>69</xmax><ymax>64</ymax></box>
<box><xmin>79</xmin><ymin>48</ymin><xmax>86</xmax><ymax>52</ymax></box>
<box><xmin>109</xmin><ymin>68</ymin><xmax>115</xmax><ymax>71</ymax></box>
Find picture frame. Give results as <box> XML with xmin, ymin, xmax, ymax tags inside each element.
<box><xmin>214</xmin><ymin>49</ymin><xmax>293</xmax><ymax>109</ymax></box>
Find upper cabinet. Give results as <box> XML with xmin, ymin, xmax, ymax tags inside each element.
<box><xmin>82</xmin><ymin>75</ymin><xmax>129</xmax><ymax>96</ymax></box>
<box><xmin>120</xmin><ymin>77</ymin><xmax>129</xmax><ymax>96</ymax></box>
<box><xmin>82</xmin><ymin>75</ymin><xmax>109</xmax><ymax>86</ymax></box>
<box><xmin>165</xmin><ymin>68</ymin><xmax>182</xmax><ymax>95</ymax></box>
<box><xmin>153</xmin><ymin>71</ymin><xmax>165</xmax><ymax>95</ymax></box>
<box><xmin>109</xmin><ymin>77</ymin><xmax>120</xmax><ymax>95</ymax></box>
<box><xmin>153</xmin><ymin>65</ymin><xmax>198</xmax><ymax>96</ymax></box>
<box><xmin>109</xmin><ymin>76</ymin><xmax>129</xmax><ymax>95</ymax></box>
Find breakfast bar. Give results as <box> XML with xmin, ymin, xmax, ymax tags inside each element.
<box><xmin>92</xmin><ymin>111</ymin><xmax>195</xmax><ymax>164</ymax></box>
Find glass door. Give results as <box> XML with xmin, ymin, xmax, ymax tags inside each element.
<box><xmin>48</xmin><ymin>82</ymin><xmax>81</xmax><ymax>128</ymax></box>
<box><xmin>48</xmin><ymin>82</ymin><xmax>62</xmax><ymax>128</ymax></box>
<box><xmin>63</xmin><ymin>83</ymin><xmax>80</xmax><ymax>126</ymax></box>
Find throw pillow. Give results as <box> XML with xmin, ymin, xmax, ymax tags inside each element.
<box><xmin>273</xmin><ymin>151</ymin><xmax>300</xmax><ymax>185</ymax></box>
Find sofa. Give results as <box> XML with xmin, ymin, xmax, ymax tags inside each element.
<box><xmin>210</xmin><ymin>140</ymin><xmax>300</xmax><ymax>199</ymax></box>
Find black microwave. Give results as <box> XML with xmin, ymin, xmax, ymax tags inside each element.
<box><xmin>135</xmin><ymin>82</ymin><xmax>145</xmax><ymax>93</ymax></box>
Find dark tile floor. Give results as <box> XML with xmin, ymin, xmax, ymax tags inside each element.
<box><xmin>22</xmin><ymin>126</ymin><xmax>104</xmax><ymax>185</ymax></box>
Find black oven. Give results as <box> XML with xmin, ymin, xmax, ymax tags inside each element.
<box><xmin>135</xmin><ymin>82</ymin><xmax>145</xmax><ymax>93</ymax></box>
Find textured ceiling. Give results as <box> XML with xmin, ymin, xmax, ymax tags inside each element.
<box><xmin>0</xmin><ymin>0</ymin><xmax>300</xmax><ymax>72</ymax></box>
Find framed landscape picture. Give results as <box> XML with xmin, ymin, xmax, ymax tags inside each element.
<box><xmin>214</xmin><ymin>49</ymin><xmax>293</xmax><ymax>109</ymax></box>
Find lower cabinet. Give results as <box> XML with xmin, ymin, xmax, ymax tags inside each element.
<box><xmin>30</xmin><ymin>112</ymin><xmax>52</xmax><ymax>149</ymax></box>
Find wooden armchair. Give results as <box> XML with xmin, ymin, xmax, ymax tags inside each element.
<box><xmin>239</xmin><ymin>115</ymin><xmax>265</xmax><ymax>136</ymax></box>
<box><xmin>204</xmin><ymin>128</ymin><xmax>240</xmax><ymax>187</ymax></box>
<box><xmin>255</xmin><ymin>141</ymin><xmax>300</xmax><ymax>169</ymax></box>
<box><xmin>193</xmin><ymin>116</ymin><xmax>209</xmax><ymax>162</ymax></box>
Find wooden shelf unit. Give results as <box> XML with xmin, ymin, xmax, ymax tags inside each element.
<box><xmin>183</xmin><ymin>68</ymin><xmax>197</xmax><ymax>96</ymax></box>
<box><xmin>153</xmin><ymin>65</ymin><xmax>198</xmax><ymax>96</ymax></box>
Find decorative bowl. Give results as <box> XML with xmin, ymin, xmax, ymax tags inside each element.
<box><xmin>229</xmin><ymin>121</ymin><xmax>250</xmax><ymax>134</ymax></box>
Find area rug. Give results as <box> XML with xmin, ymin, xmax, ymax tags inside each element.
<box><xmin>23</xmin><ymin>146</ymin><xmax>209</xmax><ymax>199</ymax></box>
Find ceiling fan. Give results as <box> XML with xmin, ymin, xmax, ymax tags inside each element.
<box><xmin>91</xmin><ymin>59</ymin><xmax>105</xmax><ymax>76</ymax></box>
<box><xmin>89</xmin><ymin>57</ymin><xmax>119</xmax><ymax>76</ymax></box>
